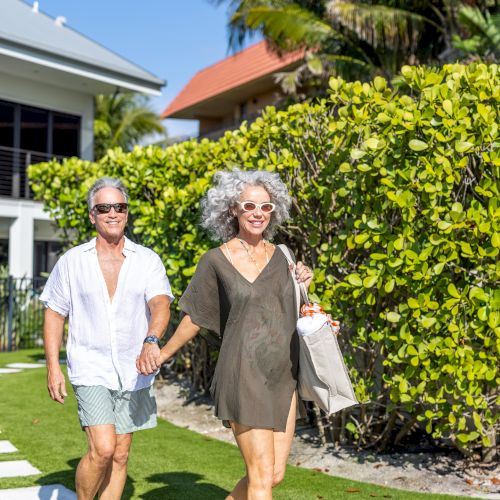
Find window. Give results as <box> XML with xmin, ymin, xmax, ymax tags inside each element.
<box><xmin>0</xmin><ymin>102</ymin><xmax>14</xmax><ymax>148</ymax></box>
<box><xmin>53</xmin><ymin>112</ymin><xmax>80</xmax><ymax>157</ymax></box>
<box><xmin>34</xmin><ymin>241</ymin><xmax>63</xmax><ymax>278</ymax></box>
<box><xmin>0</xmin><ymin>99</ymin><xmax>80</xmax><ymax>156</ymax></box>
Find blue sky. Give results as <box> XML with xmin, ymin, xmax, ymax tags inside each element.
<box><xmin>27</xmin><ymin>0</ymin><xmax>260</xmax><ymax>138</ymax></box>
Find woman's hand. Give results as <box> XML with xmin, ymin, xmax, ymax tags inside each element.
<box><xmin>295</xmin><ymin>261</ymin><xmax>313</xmax><ymax>290</ymax></box>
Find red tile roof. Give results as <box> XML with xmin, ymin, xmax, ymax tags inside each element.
<box><xmin>162</xmin><ymin>41</ymin><xmax>304</xmax><ymax>118</ymax></box>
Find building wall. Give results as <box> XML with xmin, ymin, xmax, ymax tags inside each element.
<box><xmin>0</xmin><ymin>71</ymin><xmax>94</xmax><ymax>160</ymax></box>
<box><xmin>0</xmin><ymin>72</ymin><xmax>94</xmax><ymax>277</ymax></box>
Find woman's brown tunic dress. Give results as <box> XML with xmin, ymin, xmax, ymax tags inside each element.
<box><xmin>178</xmin><ymin>247</ymin><xmax>298</xmax><ymax>431</ymax></box>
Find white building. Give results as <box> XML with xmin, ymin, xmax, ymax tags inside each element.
<box><xmin>0</xmin><ymin>0</ymin><xmax>164</xmax><ymax>278</ymax></box>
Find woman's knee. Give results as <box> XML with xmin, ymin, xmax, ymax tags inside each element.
<box><xmin>247</xmin><ymin>461</ymin><xmax>274</xmax><ymax>490</ymax></box>
<box><xmin>272</xmin><ymin>468</ymin><xmax>286</xmax><ymax>487</ymax></box>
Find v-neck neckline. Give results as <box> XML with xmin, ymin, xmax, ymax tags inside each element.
<box><xmin>217</xmin><ymin>245</ymin><xmax>277</xmax><ymax>285</ymax></box>
<box><xmin>95</xmin><ymin>252</ymin><xmax>128</xmax><ymax>305</ymax></box>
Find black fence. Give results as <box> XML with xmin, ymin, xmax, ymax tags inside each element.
<box><xmin>0</xmin><ymin>277</ymin><xmax>47</xmax><ymax>351</ymax></box>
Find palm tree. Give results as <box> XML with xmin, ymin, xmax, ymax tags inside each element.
<box><xmin>453</xmin><ymin>5</ymin><xmax>500</xmax><ymax>61</ymax></box>
<box><xmin>94</xmin><ymin>92</ymin><xmax>165</xmax><ymax>159</ymax></box>
<box><xmin>213</xmin><ymin>0</ymin><xmax>498</xmax><ymax>94</ymax></box>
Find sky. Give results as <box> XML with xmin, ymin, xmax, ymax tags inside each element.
<box><xmin>25</xmin><ymin>0</ymin><xmax>261</xmax><ymax>138</ymax></box>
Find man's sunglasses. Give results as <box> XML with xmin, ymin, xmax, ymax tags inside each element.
<box><xmin>236</xmin><ymin>201</ymin><xmax>275</xmax><ymax>213</ymax></box>
<box><xmin>92</xmin><ymin>203</ymin><xmax>129</xmax><ymax>214</ymax></box>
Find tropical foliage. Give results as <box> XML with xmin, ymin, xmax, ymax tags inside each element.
<box><xmin>94</xmin><ymin>92</ymin><xmax>165</xmax><ymax>160</ymax></box>
<box><xmin>29</xmin><ymin>64</ymin><xmax>499</xmax><ymax>459</ymax></box>
<box><xmin>214</xmin><ymin>0</ymin><xmax>499</xmax><ymax>94</ymax></box>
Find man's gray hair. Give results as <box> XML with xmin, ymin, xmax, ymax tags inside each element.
<box><xmin>201</xmin><ymin>169</ymin><xmax>291</xmax><ymax>242</ymax></box>
<box><xmin>87</xmin><ymin>177</ymin><xmax>129</xmax><ymax>209</ymax></box>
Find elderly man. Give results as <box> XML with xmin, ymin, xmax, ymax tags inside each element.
<box><xmin>40</xmin><ymin>177</ymin><xmax>173</xmax><ymax>500</ymax></box>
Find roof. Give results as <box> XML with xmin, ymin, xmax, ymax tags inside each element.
<box><xmin>162</xmin><ymin>41</ymin><xmax>304</xmax><ymax>118</ymax></box>
<box><xmin>0</xmin><ymin>0</ymin><xmax>164</xmax><ymax>95</ymax></box>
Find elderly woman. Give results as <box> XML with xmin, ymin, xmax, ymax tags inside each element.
<box><xmin>145</xmin><ymin>169</ymin><xmax>312</xmax><ymax>499</ymax></box>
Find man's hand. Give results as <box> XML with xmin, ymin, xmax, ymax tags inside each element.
<box><xmin>47</xmin><ymin>366</ymin><xmax>67</xmax><ymax>404</ymax></box>
<box><xmin>136</xmin><ymin>342</ymin><xmax>162</xmax><ymax>375</ymax></box>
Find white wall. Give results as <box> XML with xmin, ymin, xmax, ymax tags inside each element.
<box><xmin>0</xmin><ymin>71</ymin><xmax>94</xmax><ymax>277</ymax></box>
<box><xmin>0</xmin><ymin>198</ymin><xmax>58</xmax><ymax>278</ymax></box>
<box><xmin>0</xmin><ymin>71</ymin><xmax>94</xmax><ymax>160</ymax></box>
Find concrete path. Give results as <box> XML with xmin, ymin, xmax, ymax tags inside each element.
<box><xmin>0</xmin><ymin>484</ymin><xmax>76</xmax><ymax>499</ymax></box>
<box><xmin>0</xmin><ymin>461</ymin><xmax>40</xmax><ymax>478</ymax></box>
<box><xmin>0</xmin><ymin>441</ymin><xmax>17</xmax><ymax>454</ymax></box>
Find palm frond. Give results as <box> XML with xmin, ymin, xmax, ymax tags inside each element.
<box><xmin>457</xmin><ymin>6</ymin><xmax>500</xmax><ymax>57</ymax></box>
<box><xmin>232</xmin><ymin>4</ymin><xmax>335</xmax><ymax>49</ymax></box>
<box><xmin>326</xmin><ymin>1</ymin><xmax>440</xmax><ymax>51</ymax></box>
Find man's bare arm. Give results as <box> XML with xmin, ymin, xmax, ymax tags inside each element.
<box><xmin>136</xmin><ymin>295</ymin><xmax>171</xmax><ymax>375</ymax></box>
<box><xmin>44</xmin><ymin>307</ymin><xmax>67</xmax><ymax>404</ymax></box>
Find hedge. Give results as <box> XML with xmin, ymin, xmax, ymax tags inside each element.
<box><xmin>29</xmin><ymin>63</ymin><xmax>499</xmax><ymax>459</ymax></box>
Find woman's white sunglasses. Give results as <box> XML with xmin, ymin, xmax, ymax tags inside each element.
<box><xmin>236</xmin><ymin>200</ymin><xmax>276</xmax><ymax>213</ymax></box>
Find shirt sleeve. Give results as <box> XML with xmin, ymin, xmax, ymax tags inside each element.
<box><xmin>39</xmin><ymin>255</ymin><xmax>70</xmax><ymax>317</ymax></box>
<box><xmin>178</xmin><ymin>252</ymin><xmax>221</xmax><ymax>335</ymax></box>
<box><xmin>145</xmin><ymin>252</ymin><xmax>175</xmax><ymax>303</ymax></box>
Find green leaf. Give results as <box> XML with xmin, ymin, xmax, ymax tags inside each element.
<box><xmin>421</xmin><ymin>317</ymin><xmax>437</xmax><ymax>328</ymax></box>
<box><xmin>455</xmin><ymin>141</ymin><xmax>474</xmax><ymax>153</ymax></box>
<box><xmin>347</xmin><ymin>274</ymin><xmax>363</xmax><ymax>287</ymax></box>
<box><xmin>387</xmin><ymin>312</ymin><xmax>401</xmax><ymax>323</ymax></box>
<box><xmin>409</xmin><ymin>139</ymin><xmax>428</xmax><ymax>151</ymax></box>
<box><xmin>447</xmin><ymin>283</ymin><xmax>460</xmax><ymax>298</ymax></box>
<box><xmin>363</xmin><ymin>275</ymin><xmax>378</xmax><ymax>288</ymax></box>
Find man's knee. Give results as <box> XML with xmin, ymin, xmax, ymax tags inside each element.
<box><xmin>112</xmin><ymin>447</ymin><xmax>130</xmax><ymax>467</ymax></box>
<box><xmin>89</xmin><ymin>441</ymin><xmax>116</xmax><ymax>467</ymax></box>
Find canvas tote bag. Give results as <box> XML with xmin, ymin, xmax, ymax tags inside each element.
<box><xmin>278</xmin><ymin>245</ymin><xmax>358</xmax><ymax>415</ymax></box>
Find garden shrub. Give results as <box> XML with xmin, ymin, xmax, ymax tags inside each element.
<box><xmin>29</xmin><ymin>63</ymin><xmax>499</xmax><ymax>458</ymax></box>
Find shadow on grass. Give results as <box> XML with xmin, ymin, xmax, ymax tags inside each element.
<box><xmin>36</xmin><ymin>458</ymin><xmax>135</xmax><ymax>499</ymax></box>
<box><xmin>140</xmin><ymin>472</ymin><xmax>229</xmax><ymax>500</ymax></box>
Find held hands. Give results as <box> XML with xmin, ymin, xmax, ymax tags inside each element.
<box><xmin>47</xmin><ymin>366</ymin><xmax>67</xmax><ymax>404</ymax></box>
<box><xmin>136</xmin><ymin>342</ymin><xmax>162</xmax><ymax>376</ymax></box>
<box><xmin>295</xmin><ymin>261</ymin><xmax>313</xmax><ymax>290</ymax></box>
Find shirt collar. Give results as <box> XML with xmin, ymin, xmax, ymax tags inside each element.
<box><xmin>82</xmin><ymin>236</ymin><xmax>136</xmax><ymax>254</ymax></box>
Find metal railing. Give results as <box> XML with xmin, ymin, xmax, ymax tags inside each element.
<box><xmin>0</xmin><ymin>276</ymin><xmax>47</xmax><ymax>351</ymax></box>
<box><xmin>0</xmin><ymin>146</ymin><xmax>64</xmax><ymax>199</ymax></box>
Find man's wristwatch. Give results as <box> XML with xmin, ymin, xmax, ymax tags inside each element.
<box><xmin>143</xmin><ymin>335</ymin><xmax>160</xmax><ymax>346</ymax></box>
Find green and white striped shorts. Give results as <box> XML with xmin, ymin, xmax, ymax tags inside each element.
<box><xmin>72</xmin><ymin>384</ymin><xmax>157</xmax><ymax>435</ymax></box>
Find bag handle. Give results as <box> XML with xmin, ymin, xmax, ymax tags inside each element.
<box><xmin>278</xmin><ymin>245</ymin><xmax>310</xmax><ymax>317</ymax></box>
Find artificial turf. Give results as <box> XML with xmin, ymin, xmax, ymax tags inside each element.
<box><xmin>0</xmin><ymin>349</ymin><xmax>470</xmax><ymax>499</ymax></box>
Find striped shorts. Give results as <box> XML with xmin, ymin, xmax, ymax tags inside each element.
<box><xmin>72</xmin><ymin>384</ymin><xmax>157</xmax><ymax>435</ymax></box>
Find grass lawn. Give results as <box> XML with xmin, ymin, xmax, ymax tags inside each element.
<box><xmin>0</xmin><ymin>349</ymin><xmax>470</xmax><ymax>500</ymax></box>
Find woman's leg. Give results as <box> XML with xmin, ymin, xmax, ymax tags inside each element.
<box><xmin>271</xmin><ymin>391</ymin><xmax>297</xmax><ymax>487</ymax></box>
<box><xmin>227</xmin><ymin>424</ymin><xmax>275</xmax><ymax>500</ymax></box>
<box><xmin>226</xmin><ymin>392</ymin><xmax>298</xmax><ymax>499</ymax></box>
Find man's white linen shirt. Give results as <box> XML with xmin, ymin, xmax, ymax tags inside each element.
<box><xmin>40</xmin><ymin>237</ymin><xmax>174</xmax><ymax>391</ymax></box>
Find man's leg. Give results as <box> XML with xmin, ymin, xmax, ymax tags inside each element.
<box><xmin>97</xmin><ymin>432</ymin><xmax>133</xmax><ymax>500</ymax></box>
<box><xmin>76</xmin><ymin>424</ymin><xmax>117</xmax><ymax>500</ymax></box>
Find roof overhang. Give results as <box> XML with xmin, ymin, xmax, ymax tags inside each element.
<box><xmin>164</xmin><ymin>59</ymin><xmax>301</xmax><ymax>120</ymax></box>
<box><xmin>0</xmin><ymin>37</ymin><xmax>164</xmax><ymax>96</ymax></box>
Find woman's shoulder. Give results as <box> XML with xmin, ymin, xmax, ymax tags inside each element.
<box><xmin>197</xmin><ymin>247</ymin><xmax>223</xmax><ymax>266</ymax></box>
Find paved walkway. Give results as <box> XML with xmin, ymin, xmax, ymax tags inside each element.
<box><xmin>0</xmin><ymin>362</ymin><xmax>76</xmax><ymax>499</ymax></box>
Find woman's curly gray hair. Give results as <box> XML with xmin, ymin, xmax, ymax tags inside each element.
<box><xmin>201</xmin><ymin>169</ymin><xmax>291</xmax><ymax>242</ymax></box>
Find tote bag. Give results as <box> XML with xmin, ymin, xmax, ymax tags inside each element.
<box><xmin>278</xmin><ymin>245</ymin><xmax>358</xmax><ymax>415</ymax></box>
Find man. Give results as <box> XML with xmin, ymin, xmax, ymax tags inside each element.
<box><xmin>40</xmin><ymin>177</ymin><xmax>173</xmax><ymax>500</ymax></box>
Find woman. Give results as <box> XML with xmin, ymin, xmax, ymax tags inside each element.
<box><xmin>147</xmin><ymin>169</ymin><xmax>312</xmax><ymax>499</ymax></box>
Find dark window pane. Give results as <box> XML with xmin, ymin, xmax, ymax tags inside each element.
<box><xmin>34</xmin><ymin>241</ymin><xmax>62</xmax><ymax>278</ymax></box>
<box><xmin>0</xmin><ymin>102</ymin><xmax>14</xmax><ymax>148</ymax></box>
<box><xmin>53</xmin><ymin>112</ymin><xmax>80</xmax><ymax>157</ymax></box>
<box><xmin>21</xmin><ymin>107</ymin><xmax>48</xmax><ymax>153</ymax></box>
<box><xmin>0</xmin><ymin>239</ymin><xmax>8</xmax><ymax>269</ymax></box>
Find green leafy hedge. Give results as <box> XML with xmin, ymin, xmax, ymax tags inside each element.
<box><xmin>30</xmin><ymin>63</ymin><xmax>499</xmax><ymax>458</ymax></box>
